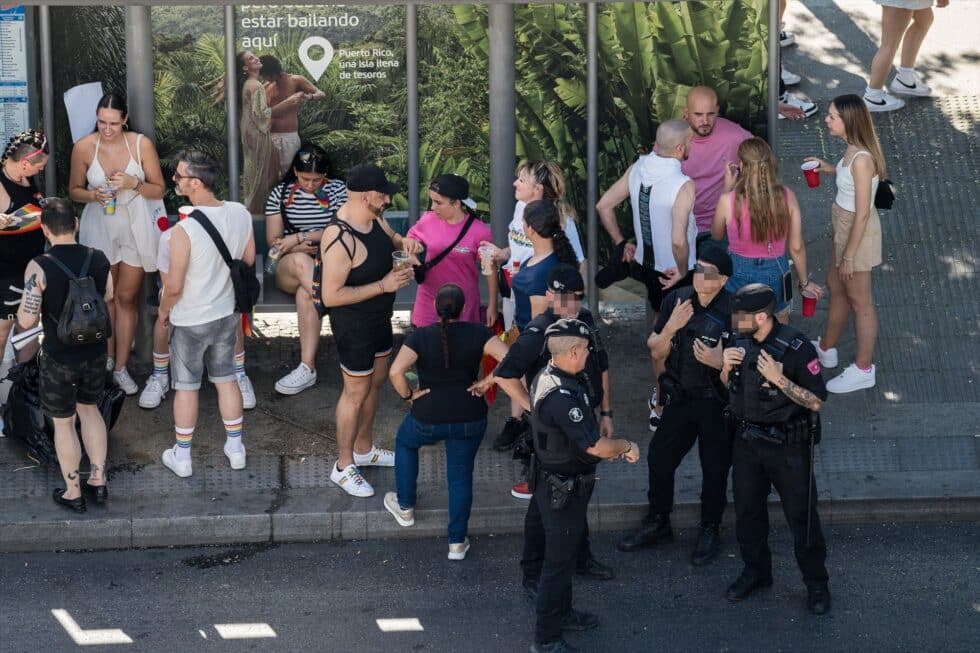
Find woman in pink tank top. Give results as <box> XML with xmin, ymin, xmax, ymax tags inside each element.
<box><xmin>710</xmin><ymin>137</ymin><xmax>822</xmax><ymax>322</ymax></box>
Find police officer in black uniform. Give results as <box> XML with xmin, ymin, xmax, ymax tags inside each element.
<box><xmin>721</xmin><ymin>283</ymin><xmax>831</xmax><ymax>615</ymax></box>
<box><xmin>485</xmin><ymin>265</ymin><xmax>615</xmax><ymax>588</ymax></box>
<box><xmin>524</xmin><ymin>319</ymin><xmax>639</xmax><ymax>653</ymax></box>
<box><xmin>618</xmin><ymin>244</ymin><xmax>735</xmax><ymax>565</ymax></box>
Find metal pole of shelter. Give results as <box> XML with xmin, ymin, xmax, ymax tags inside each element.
<box><xmin>38</xmin><ymin>6</ymin><xmax>56</xmax><ymax>197</ymax></box>
<box><xmin>487</xmin><ymin>4</ymin><xmax>515</xmax><ymax>246</ymax></box>
<box><xmin>225</xmin><ymin>6</ymin><xmax>241</xmax><ymax>202</ymax></box>
<box><xmin>406</xmin><ymin>4</ymin><xmax>419</xmax><ymax>223</ymax></box>
<box><xmin>767</xmin><ymin>0</ymin><xmax>779</xmax><ymax>149</ymax></box>
<box><xmin>586</xmin><ymin>3</ymin><xmax>598</xmax><ymax>318</ymax></box>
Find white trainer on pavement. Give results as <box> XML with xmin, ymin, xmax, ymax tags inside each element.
<box><xmin>779</xmin><ymin>30</ymin><xmax>796</xmax><ymax>47</ymax></box>
<box><xmin>448</xmin><ymin>538</ymin><xmax>471</xmax><ymax>561</ymax></box>
<box><xmin>223</xmin><ymin>442</ymin><xmax>246</xmax><ymax>470</ymax></box>
<box><xmin>780</xmin><ymin>92</ymin><xmax>818</xmax><ymax>117</ymax></box>
<box><xmin>113</xmin><ymin>368</ymin><xmax>138</xmax><ymax>396</ymax></box>
<box><xmin>275</xmin><ymin>362</ymin><xmax>317</xmax><ymax>395</ymax></box>
<box><xmin>162</xmin><ymin>445</ymin><xmax>193</xmax><ymax>478</ymax></box>
<box><xmin>811</xmin><ymin>339</ymin><xmax>838</xmax><ymax>369</ymax></box>
<box><xmin>331</xmin><ymin>463</ymin><xmax>374</xmax><ymax>497</ymax></box>
<box><xmin>889</xmin><ymin>73</ymin><xmax>932</xmax><ymax>97</ymax></box>
<box><xmin>863</xmin><ymin>91</ymin><xmax>904</xmax><ymax>112</ymax></box>
<box><xmin>384</xmin><ymin>491</ymin><xmax>415</xmax><ymax>527</ymax></box>
<box><xmin>781</xmin><ymin>66</ymin><xmax>801</xmax><ymax>86</ymax></box>
<box><xmin>353</xmin><ymin>445</ymin><xmax>395</xmax><ymax>467</ymax></box>
<box><xmin>827</xmin><ymin>364</ymin><xmax>876</xmax><ymax>394</ymax></box>
<box><xmin>138</xmin><ymin>374</ymin><xmax>170</xmax><ymax>409</ymax></box>
<box><xmin>0</xmin><ymin>414</ymin><xmax>5</xmax><ymax>438</ymax></box>
<box><xmin>237</xmin><ymin>374</ymin><xmax>256</xmax><ymax>410</ymax></box>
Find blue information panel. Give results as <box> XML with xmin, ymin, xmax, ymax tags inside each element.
<box><xmin>0</xmin><ymin>6</ymin><xmax>29</xmax><ymax>148</ymax></box>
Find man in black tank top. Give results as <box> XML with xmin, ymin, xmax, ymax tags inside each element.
<box><xmin>318</xmin><ymin>163</ymin><xmax>422</xmax><ymax>498</ymax></box>
<box><xmin>16</xmin><ymin>199</ymin><xmax>113</xmax><ymax>512</ymax></box>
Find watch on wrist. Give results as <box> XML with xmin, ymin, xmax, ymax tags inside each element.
<box><xmin>600</xmin><ymin>410</ymin><xmax>613</xmax><ymax>418</ymax></box>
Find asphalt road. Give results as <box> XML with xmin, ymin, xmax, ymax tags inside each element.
<box><xmin>1</xmin><ymin>522</ymin><xmax>977</xmax><ymax>652</ymax></box>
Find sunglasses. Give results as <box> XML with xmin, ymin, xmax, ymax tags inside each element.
<box><xmin>172</xmin><ymin>171</ymin><xmax>198</xmax><ymax>182</ymax></box>
<box><xmin>296</xmin><ymin>150</ymin><xmax>323</xmax><ymax>165</ymax></box>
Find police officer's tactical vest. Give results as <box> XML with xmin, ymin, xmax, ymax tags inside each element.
<box><xmin>530</xmin><ymin>366</ymin><xmax>601</xmax><ymax>472</ymax></box>
<box><xmin>730</xmin><ymin>324</ymin><xmax>809</xmax><ymax>425</ymax></box>
<box><xmin>527</xmin><ymin>311</ymin><xmax>605</xmax><ymax>407</ymax></box>
<box><xmin>663</xmin><ymin>286</ymin><xmax>729</xmax><ymax>394</ymax></box>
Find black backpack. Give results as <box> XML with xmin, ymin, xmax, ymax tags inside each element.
<box><xmin>44</xmin><ymin>248</ymin><xmax>112</xmax><ymax>346</ymax></box>
<box><xmin>189</xmin><ymin>210</ymin><xmax>260</xmax><ymax>314</ymax></box>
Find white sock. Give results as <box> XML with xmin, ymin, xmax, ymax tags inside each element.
<box><xmin>897</xmin><ymin>67</ymin><xmax>916</xmax><ymax>82</ymax></box>
<box><xmin>865</xmin><ymin>86</ymin><xmax>884</xmax><ymax>99</ymax></box>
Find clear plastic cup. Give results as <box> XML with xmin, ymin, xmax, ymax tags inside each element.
<box><xmin>392</xmin><ymin>250</ymin><xmax>411</xmax><ymax>271</ymax></box>
<box><xmin>479</xmin><ymin>245</ymin><xmax>495</xmax><ymax>276</ymax></box>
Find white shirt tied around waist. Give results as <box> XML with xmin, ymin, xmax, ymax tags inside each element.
<box><xmin>628</xmin><ymin>152</ymin><xmax>697</xmax><ymax>272</ymax></box>
<box><xmin>835</xmin><ymin>150</ymin><xmax>879</xmax><ymax>213</ymax></box>
<box><xmin>170</xmin><ymin>202</ymin><xmax>253</xmax><ymax>327</ymax></box>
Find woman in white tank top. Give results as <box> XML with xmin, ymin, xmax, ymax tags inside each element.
<box><xmin>804</xmin><ymin>94</ymin><xmax>886</xmax><ymax>394</ymax></box>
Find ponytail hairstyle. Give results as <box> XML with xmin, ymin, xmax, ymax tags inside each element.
<box><xmin>96</xmin><ymin>92</ymin><xmax>129</xmax><ymax>125</ymax></box>
<box><xmin>2</xmin><ymin>129</ymin><xmax>48</xmax><ymax>165</ymax></box>
<box><xmin>515</xmin><ymin>159</ymin><xmax>579</xmax><ymax>227</ymax></box>
<box><xmin>523</xmin><ymin>200</ymin><xmax>578</xmax><ymax>267</ymax></box>
<box><xmin>434</xmin><ymin>284</ymin><xmax>465</xmax><ymax>369</ymax></box>
<box><xmin>733</xmin><ymin>137</ymin><xmax>790</xmax><ymax>244</ymax></box>
<box><xmin>832</xmin><ymin>93</ymin><xmax>887</xmax><ymax>178</ymax></box>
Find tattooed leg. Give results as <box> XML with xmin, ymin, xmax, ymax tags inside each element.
<box><xmin>52</xmin><ymin>415</ymin><xmax>83</xmax><ymax>499</ymax></box>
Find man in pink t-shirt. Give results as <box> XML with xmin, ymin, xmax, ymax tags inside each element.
<box><xmin>681</xmin><ymin>86</ymin><xmax>753</xmax><ymax>235</ymax></box>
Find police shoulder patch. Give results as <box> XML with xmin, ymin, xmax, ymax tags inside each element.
<box><xmin>558</xmin><ymin>388</ymin><xmax>572</xmax><ymax>396</ymax></box>
<box><xmin>568</xmin><ymin>407</ymin><xmax>584</xmax><ymax>423</ymax></box>
<box><xmin>528</xmin><ymin>326</ymin><xmax>541</xmax><ymax>333</ymax></box>
<box><xmin>790</xmin><ymin>337</ymin><xmax>804</xmax><ymax>350</ymax></box>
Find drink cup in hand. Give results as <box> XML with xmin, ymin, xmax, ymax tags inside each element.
<box><xmin>264</xmin><ymin>244</ymin><xmax>282</xmax><ymax>275</ymax></box>
<box><xmin>801</xmin><ymin>161</ymin><xmax>820</xmax><ymax>188</ymax></box>
<box><xmin>801</xmin><ymin>290</ymin><xmax>817</xmax><ymax>317</ymax></box>
<box><xmin>391</xmin><ymin>250</ymin><xmax>411</xmax><ymax>272</ymax></box>
<box><xmin>479</xmin><ymin>245</ymin><xmax>495</xmax><ymax>276</ymax></box>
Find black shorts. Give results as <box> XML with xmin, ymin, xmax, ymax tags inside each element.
<box><xmin>0</xmin><ymin>275</ymin><xmax>23</xmax><ymax>320</ymax></box>
<box><xmin>330</xmin><ymin>310</ymin><xmax>393</xmax><ymax>376</ymax></box>
<box><xmin>38</xmin><ymin>350</ymin><xmax>108</xmax><ymax>419</ymax></box>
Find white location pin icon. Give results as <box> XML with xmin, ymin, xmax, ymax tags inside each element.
<box><xmin>298</xmin><ymin>36</ymin><xmax>334</xmax><ymax>82</ymax></box>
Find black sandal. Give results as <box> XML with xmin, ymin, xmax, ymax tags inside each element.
<box><xmin>85</xmin><ymin>483</ymin><xmax>108</xmax><ymax>505</ymax></box>
<box><xmin>53</xmin><ymin>488</ymin><xmax>87</xmax><ymax>513</ymax></box>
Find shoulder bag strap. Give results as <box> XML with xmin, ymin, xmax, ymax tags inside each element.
<box><xmin>420</xmin><ymin>214</ymin><xmax>476</xmax><ymax>272</ymax></box>
<box><xmin>43</xmin><ymin>252</ymin><xmax>78</xmax><ymax>280</ymax></box>
<box><xmin>79</xmin><ymin>247</ymin><xmax>94</xmax><ymax>277</ymax></box>
<box><xmin>189</xmin><ymin>210</ymin><xmax>234</xmax><ymax>269</ymax></box>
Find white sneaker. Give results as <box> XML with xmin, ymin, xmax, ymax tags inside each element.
<box><xmin>648</xmin><ymin>389</ymin><xmax>660</xmax><ymax>433</ymax></box>
<box><xmin>827</xmin><ymin>364</ymin><xmax>876</xmax><ymax>394</ymax></box>
<box><xmin>105</xmin><ymin>356</ymin><xmax>115</xmax><ymax>373</ymax></box>
<box><xmin>780</xmin><ymin>92</ymin><xmax>818</xmax><ymax>117</ymax></box>
<box><xmin>863</xmin><ymin>91</ymin><xmax>904</xmax><ymax>112</ymax></box>
<box><xmin>811</xmin><ymin>339</ymin><xmax>838</xmax><ymax>369</ymax></box>
<box><xmin>781</xmin><ymin>66</ymin><xmax>801</xmax><ymax>86</ymax></box>
<box><xmin>237</xmin><ymin>374</ymin><xmax>256</xmax><ymax>410</ymax></box>
<box><xmin>0</xmin><ymin>414</ymin><xmax>5</xmax><ymax>438</ymax></box>
<box><xmin>448</xmin><ymin>538</ymin><xmax>470</xmax><ymax>561</ymax></box>
<box><xmin>780</xmin><ymin>30</ymin><xmax>796</xmax><ymax>47</ymax></box>
<box><xmin>889</xmin><ymin>73</ymin><xmax>932</xmax><ymax>97</ymax></box>
<box><xmin>353</xmin><ymin>445</ymin><xmax>395</xmax><ymax>467</ymax></box>
<box><xmin>138</xmin><ymin>374</ymin><xmax>169</xmax><ymax>409</ymax></box>
<box><xmin>384</xmin><ymin>491</ymin><xmax>415</xmax><ymax>527</ymax></box>
<box><xmin>223</xmin><ymin>442</ymin><xmax>246</xmax><ymax>470</ymax></box>
<box><xmin>274</xmin><ymin>363</ymin><xmax>317</xmax><ymax>395</ymax></box>
<box><xmin>330</xmin><ymin>463</ymin><xmax>374</xmax><ymax>497</ymax></box>
<box><xmin>113</xmin><ymin>368</ymin><xmax>138</xmax><ymax>396</ymax></box>
<box><xmin>162</xmin><ymin>445</ymin><xmax>192</xmax><ymax>478</ymax></box>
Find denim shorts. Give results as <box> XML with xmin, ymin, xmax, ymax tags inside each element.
<box><xmin>725</xmin><ymin>252</ymin><xmax>791</xmax><ymax>313</ymax></box>
<box><xmin>169</xmin><ymin>313</ymin><xmax>238</xmax><ymax>390</ymax></box>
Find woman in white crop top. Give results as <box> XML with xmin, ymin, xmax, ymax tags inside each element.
<box><xmin>804</xmin><ymin>94</ymin><xmax>887</xmax><ymax>394</ymax></box>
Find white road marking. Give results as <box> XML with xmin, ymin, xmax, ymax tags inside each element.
<box><xmin>376</xmin><ymin>618</ymin><xmax>424</xmax><ymax>632</ymax></box>
<box><xmin>51</xmin><ymin>609</ymin><xmax>133</xmax><ymax>646</ymax></box>
<box><xmin>213</xmin><ymin>623</ymin><xmax>277</xmax><ymax>639</ymax></box>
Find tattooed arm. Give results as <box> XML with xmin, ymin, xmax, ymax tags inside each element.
<box><xmin>773</xmin><ymin>376</ymin><xmax>823</xmax><ymax>412</ymax></box>
<box><xmin>16</xmin><ymin>261</ymin><xmax>44</xmax><ymax>330</ymax></box>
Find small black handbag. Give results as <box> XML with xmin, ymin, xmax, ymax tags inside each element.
<box><xmin>874</xmin><ymin>178</ymin><xmax>896</xmax><ymax>210</ymax></box>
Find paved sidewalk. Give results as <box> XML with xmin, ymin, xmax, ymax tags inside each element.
<box><xmin>1</xmin><ymin>0</ymin><xmax>978</xmax><ymax>552</ymax></box>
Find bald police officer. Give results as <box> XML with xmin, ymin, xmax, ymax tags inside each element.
<box><xmin>525</xmin><ymin>319</ymin><xmax>639</xmax><ymax>653</ymax></box>
<box><xmin>721</xmin><ymin>284</ymin><xmax>831</xmax><ymax>615</ymax></box>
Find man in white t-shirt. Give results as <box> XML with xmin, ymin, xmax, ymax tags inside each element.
<box><xmin>159</xmin><ymin>151</ymin><xmax>256</xmax><ymax>478</ymax></box>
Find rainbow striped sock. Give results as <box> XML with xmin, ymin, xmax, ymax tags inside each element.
<box><xmin>224</xmin><ymin>416</ymin><xmax>244</xmax><ymax>450</ymax></box>
<box><xmin>175</xmin><ymin>426</ymin><xmax>194</xmax><ymax>460</ymax></box>
<box><xmin>234</xmin><ymin>351</ymin><xmax>245</xmax><ymax>378</ymax></box>
<box><xmin>153</xmin><ymin>351</ymin><xmax>169</xmax><ymax>377</ymax></box>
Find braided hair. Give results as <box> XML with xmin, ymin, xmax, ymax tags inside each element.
<box><xmin>523</xmin><ymin>199</ymin><xmax>578</xmax><ymax>266</ymax></box>
<box><xmin>434</xmin><ymin>284</ymin><xmax>465</xmax><ymax>369</ymax></box>
<box><xmin>2</xmin><ymin>129</ymin><xmax>47</xmax><ymax>164</ymax></box>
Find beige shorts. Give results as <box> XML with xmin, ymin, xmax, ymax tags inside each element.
<box><xmin>272</xmin><ymin>132</ymin><xmax>302</xmax><ymax>177</ymax></box>
<box><xmin>831</xmin><ymin>203</ymin><xmax>882</xmax><ymax>271</ymax></box>
<box><xmin>875</xmin><ymin>0</ymin><xmax>933</xmax><ymax>10</ymax></box>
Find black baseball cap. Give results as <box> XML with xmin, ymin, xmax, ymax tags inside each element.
<box><xmin>544</xmin><ymin>318</ymin><xmax>591</xmax><ymax>340</ymax></box>
<box><xmin>732</xmin><ymin>283</ymin><xmax>776</xmax><ymax>313</ymax></box>
<box><xmin>547</xmin><ymin>264</ymin><xmax>585</xmax><ymax>294</ymax></box>
<box><xmin>429</xmin><ymin>174</ymin><xmax>477</xmax><ymax>209</ymax></box>
<box><xmin>346</xmin><ymin>163</ymin><xmax>400</xmax><ymax>195</ymax></box>
<box><xmin>697</xmin><ymin>241</ymin><xmax>733</xmax><ymax>276</ymax></box>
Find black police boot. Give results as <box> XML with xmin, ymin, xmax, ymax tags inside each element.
<box><xmin>690</xmin><ymin>522</ymin><xmax>721</xmax><ymax>566</ymax></box>
<box><xmin>561</xmin><ymin>609</ymin><xmax>600</xmax><ymax>632</ymax></box>
<box><xmin>806</xmin><ymin>584</ymin><xmax>832</xmax><ymax>615</ymax></box>
<box><xmin>725</xmin><ymin>569</ymin><xmax>774</xmax><ymax>602</ymax></box>
<box><xmin>530</xmin><ymin>639</ymin><xmax>579</xmax><ymax>653</ymax></box>
<box><xmin>575</xmin><ymin>557</ymin><xmax>615</xmax><ymax>580</ymax></box>
<box><xmin>617</xmin><ymin>513</ymin><xmax>672</xmax><ymax>552</ymax></box>
<box><xmin>522</xmin><ymin>577</ymin><xmax>539</xmax><ymax>602</ymax></box>
<box><xmin>493</xmin><ymin>416</ymin><xmax>528</xmax><ymax>451</ymax></box>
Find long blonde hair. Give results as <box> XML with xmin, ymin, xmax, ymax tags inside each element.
<box><xmin>515</xmin><ymin>160</ymin><xmax>578</xmax><ymax>226</ymax></box>
<box><xmin>833</xmin><ymin>93</ymin><xmax>887</xmax><ymax>177</ymax></box>
<box><xmin>732</xmin><ymin>137</ymin><xmax>790</xmax><ymax>244</ymax></box>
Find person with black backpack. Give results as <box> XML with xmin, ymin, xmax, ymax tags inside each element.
<box><xmin>16</xmin><ymin>198</ymin><xmax>113</xmax><ymax>512</ymax></box>
<box><xmin>158</xmin><ymin>151</ymin><xmax>255</xmax><ymax>479</ymax></box>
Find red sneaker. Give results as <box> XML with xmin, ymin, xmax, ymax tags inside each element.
<box><xmin>511</xmin><ymin>481</ymin><xmax>532</xmax><ymax>500</ymax></box>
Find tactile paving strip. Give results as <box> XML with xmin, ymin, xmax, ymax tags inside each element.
<box><xmin>897</xmin><ymin>437</ymin><xmax>978</xmax><ymax>472</ymax></box>
<box><xmin>204</xmin><ymin>455</ymin><xmax>281</xmax><ymax>491</ymax></box>
<box><xmin>816</xmin><ymin>438</ymin><xmax>900</xmax><ymax>473</ymax></box>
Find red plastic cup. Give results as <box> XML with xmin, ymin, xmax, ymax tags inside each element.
<box><xmin>801</xmin><ymin>161</ymin><xmax>820</xmax><ymax>188</ymax></box>
<box><xmin>801</xmin><ymin>290</ymin><xmax>817</xmax><ymax>317</ymax></box>
<box><xmin>178</xmin><ymin>205</ymin><xmax>194</xmax><ymax>221</ymax></box>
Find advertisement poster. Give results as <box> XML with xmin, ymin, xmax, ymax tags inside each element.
<box><xmin>0</xmin><ymin>6</ymin><xmax>30</xmax><ymax>151</ymax></box>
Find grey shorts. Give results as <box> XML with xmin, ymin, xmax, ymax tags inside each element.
<box><xmin>169</xmin><ymin>313</ymin><xmax>238</xmax><ymax>390</ymax></box>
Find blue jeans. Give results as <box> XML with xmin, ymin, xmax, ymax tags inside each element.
<box><xmin>725</xmin><ymin>252</ymin><xmax>791</xmax><ymax>313</ymax></box>
<box><xmin>394</xmin><ymin>413</ymin><xmax>487</xmax><ymax>544</ymax></box>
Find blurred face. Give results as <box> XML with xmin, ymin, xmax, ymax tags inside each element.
<box><xmin>684</xmin><ymin>96</ymin><xmax>719</xmax><ymax>137</ymax></box>
<box><xmin>549</xmin><ymin>290</ymin><xmax>584</xmax><ymax>319</ymax></box>
<box><xmin>513</xmin><ymin>170</ymin><xmax>543</xmax><ymax>203</ymax></box>
<box><xmin>825</xmin><ymin>103</ymin><xmax>846</xmax><ymax>139</ymax></box>
<box><xmin>693</xmin><ymin>260</ymin><xmax>727</xmax><ymax>294</ymax></box>
<box><xmin>733</xmin><ymin>310</ymin><xmax>766</xmax><ymax>336</ymax></box>
<box><xmin>96</xmin><ymin>108</ymin><xmax>126</xmax><ymax>141</ymax></box>
<box><xmin>366</xmin><ymin>191</ymin><xmax>390</xmax><ymax>218</ymax></box>
<box><xmin>294</xmin><ymin>170</ymin><xmax>326</xmax><ymax>194</ymax></box>
<box><xmin>428</xmin><ymin>190</ymin><xmax>461</xmax><ymax>221</ymax></box>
